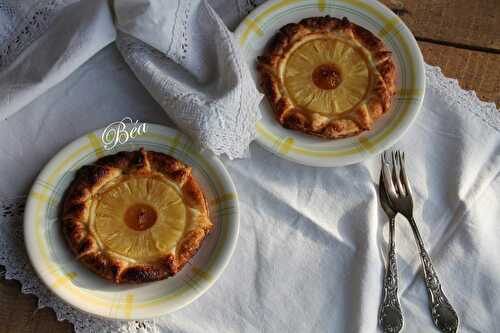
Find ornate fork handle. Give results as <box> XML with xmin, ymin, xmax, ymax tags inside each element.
<box><xmin>379</xmin><ymin>217</ymin><xmax>403</xmax><ymax>333</ymax></box>
<box><xmin>408</xmin><ymin>217</ymin><xmax>459</xmax><ymax>333</ymax></box>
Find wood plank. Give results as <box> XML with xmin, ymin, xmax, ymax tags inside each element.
<box><xmin>380</xmin><ymin>0</ymin><xmax>500</xmax><ymax>51</ymax></box>
<box><xmin>0</xmin><ymin>273</ymin><xmax>73</xmax><ymax>333</ymax></box>
<box><xmin>418</xmin><ymin>41</ymin><xmax>500</xmax><ymax>108</ymax></box>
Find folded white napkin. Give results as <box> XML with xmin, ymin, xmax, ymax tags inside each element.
<box><xmin>0</xmin><ymin>0</ymin><xmax>116</xmax><ymax>120</ymax></box>
<box><xmin>114</xmin><ymin>0</ymin><xmax>263</xmax><ymax>159</ymax></box>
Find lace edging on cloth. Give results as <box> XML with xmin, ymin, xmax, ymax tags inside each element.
<box><xmin>425</xmin><ymin>64</ymin><xmax>500</xmax><ymax>132</ymax></box>
<box><xmin>0</xmin><ymin>196</ymin><xmax>156</xmax><ymax>333</ymax></box>
<box><xmin>0</xmin><ymin>0</ymin><xmax>64</xmax><ymax>69</ymax></box>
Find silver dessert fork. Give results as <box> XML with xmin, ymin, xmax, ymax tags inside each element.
<box><xmin>378</xmin><ymin>162</ymin><xmax>404</xmax><ymax>333</ymax></box>
<box><xmin>382</xmin><ymin>151</ymin><xmax>459</xmax><ymax>333</ymax></box>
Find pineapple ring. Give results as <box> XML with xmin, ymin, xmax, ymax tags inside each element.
<box><xmin>257</xmin><ymin>16</ymin><xmax>396</xmax><ymax>139</ymax></box>
<box><xmin>284</xmin><ymin>38</ymin><xmax>371</xmax><ymax>115</ymax></box>
<box><xmin>93</xmin><ymin>177</ymin><xmax>187</xmax><ymax>261</ymax></box>
<box><xmin>61</xmin><ymin>149</ymin><xmax>213</xmax><ymax>284</ymax></box>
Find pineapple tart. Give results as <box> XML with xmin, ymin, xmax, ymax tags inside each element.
<box><xmin>257</xmin><ymin>16</ymin><xmax>396</xmax><ymax>139</ymax></box>
<box><xmin>61</xmin><ymin>149</ymin><xmax>212</xmax><ymax>283</ymax></box>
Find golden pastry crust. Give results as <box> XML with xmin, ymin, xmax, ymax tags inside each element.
<box><xmin>257</xmin><ymin>16</ymin><xmax>396</xmax><ymax>138</ymax></box>
<box><xmin>61</xmin><ymin>149</ymin><xmax>213</xmax><ymax>283</ymax></box>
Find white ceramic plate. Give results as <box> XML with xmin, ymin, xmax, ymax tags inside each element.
<box><xmin>235</xmin><ymin>0</ymin><xmax>425</xmax><ymax>167</ymax></box>
<box><xmin>24</xmin><ymin>124</ymin><xmax>239</xmax><ymax>320</ymax></box>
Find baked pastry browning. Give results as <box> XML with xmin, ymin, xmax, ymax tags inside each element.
<box><xmin>257</xmin><ymin>16</ymin><xmax>396</xmax><ymax>138</ymax></box>
<box><xmin>61</xmin><ymin>149</ymin><xmax>213</xmax><ymax>283</ymax></box>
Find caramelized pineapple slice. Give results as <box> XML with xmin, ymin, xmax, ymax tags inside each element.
<box><xmin>94</xmin><ymin>177</ymin><xmax>186</xmax><ymax>261</ymax></box>
<box><xmin>284</xmin><ymin>38</ymin><xmax>371</xmax><ymax>115</ymax></box>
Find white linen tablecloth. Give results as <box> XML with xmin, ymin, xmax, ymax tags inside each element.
<box><xmin>0</xmin><ymin>1</ymin><xmax>499</xmax><ymax>332</ymax></box>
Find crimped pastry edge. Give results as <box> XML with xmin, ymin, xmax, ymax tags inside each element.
<box><xmin>61</xmin><ymin>148</ymin><xmax>213</xmax><ymax>284</ymax></box>
<box><xmin>257</xmin><ymin>16</ymin><xmax>396</xmax><ymax>139</ymax></box>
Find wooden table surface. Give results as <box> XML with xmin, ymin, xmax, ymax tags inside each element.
<box><xmin>1</xmin><ymin>1</ymin><xmax>499</xmax><ymax>332</ymax></box>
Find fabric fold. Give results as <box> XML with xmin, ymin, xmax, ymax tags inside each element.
<box><xmin>0</xmin><ymin>0</ymin><xmax>115</xmax><ymax>120</ymax></box>
<box><xmin>115</xmin><ymin>0</ymin><xmax>262</xmax><ymax>159</ymax></box>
